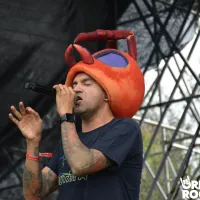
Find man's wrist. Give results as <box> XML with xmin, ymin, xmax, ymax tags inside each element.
<box><xmin>26</xmin><ymin>140</ymin><xmax>40</xmax><ymax>147</ymax></box>
<box><xmin>26</xmin><ymin>141</ymin><xmax>40</xmax><ymax>156</ymax></box>
<box><xmin>60</xmin><ymin>113</ymin><xmax>75</xmax><ymax>123</ymax></box>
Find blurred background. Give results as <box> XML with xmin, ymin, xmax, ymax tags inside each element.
<box><xmin>0</xmin><ymin>0</ymin><xmax>200</xmax><ymax>199</ymax></box>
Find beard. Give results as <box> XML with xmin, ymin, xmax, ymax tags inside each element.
<box><xmin>73</xmin><ymin>102</ymin><xmax>86</xmax><ymax>115</ymax></box>
<box><xmin>74</xmin><ymin>98</ymin><xmax>103</xmax><ymax>120</ymax></box>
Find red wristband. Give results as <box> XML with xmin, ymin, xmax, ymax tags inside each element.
<box><xmin>39</xmin><ymin>153</ymin><xmax>52</xmax><ymax>158</ymax></box>
<box><xmin>26</xmin><ymin>153</ymin><xmax>52</xmax><ymax>161</ymax></box>
<box><xmin>26</xmin><ymin>153</ymin><xmax>40</xmax><ymax>161</ymax></box>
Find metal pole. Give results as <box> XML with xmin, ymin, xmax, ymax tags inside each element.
<box><xmin>168</xmin><ymin>122</ymin><xmax>200</xmax><ymax>199</ymax></box>
<box><xmin>144</xmin><ymin>161</ymin><xmax>168</xmax><ymax>199</ymax></box>
<box><xmin>140</xmin><ymin>94</ymin><xmax>200</xmax><ymax>109</ymax></box>
<box><xmin>146</xmin><ymin>82</ymin><xmax>199</xmax><ymax>200</ymax></box>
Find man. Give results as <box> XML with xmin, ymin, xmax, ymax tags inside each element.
<box><xmin>9</xmin><ymin>29</ymin><xmax>145</xmax><ymax>200</ymax></box>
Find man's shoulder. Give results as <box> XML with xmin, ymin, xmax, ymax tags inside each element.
<box><xmin>116</xmin><ymin>117</ymin><xmax>140</xmax><ymax>131</ymax></box>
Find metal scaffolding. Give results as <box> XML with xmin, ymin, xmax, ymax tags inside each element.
<box><xmin>117</xmin><ymin>0</ymin><xmax>200</xmax><ymax>199</ymax></box>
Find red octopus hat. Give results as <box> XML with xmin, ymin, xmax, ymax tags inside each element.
<box><xmin>65</xmin><ymin>29</ymin><xmax>145</xmax><ymax>118</ymax></box>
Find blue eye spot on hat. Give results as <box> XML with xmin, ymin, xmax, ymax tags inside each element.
<box><xmin>95</xmin><ymin>51</ymin><xmax>128</xmax><ymax>68</ymax></box>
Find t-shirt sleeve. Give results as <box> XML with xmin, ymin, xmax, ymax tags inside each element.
<box><xmin>91</xmin><ymin>119</ymin><xmax>141</xmax><ymax>170</ymax></box>
<box><xmin>44</xmin><ymin>141</ymin><xmax>60</xmax><ymax>176</ymax></box>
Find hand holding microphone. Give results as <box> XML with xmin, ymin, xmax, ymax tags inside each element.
<box><xmin>25</xmin><ymin>82</ymin><xmax>77</xmax><ymax>116</ymax></box>
<box><xmin>53</xmin><ymin>84</ymin><xmax>76</xmax><ymax>116</ymax></box>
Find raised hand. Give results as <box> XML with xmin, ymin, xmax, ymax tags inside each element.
<box><xmin>9</xmin><ymin>102</ymin><xmax>42</xmax><ymax>144</ymax></box>
<box><xmin>180</xmin><ymin>176</ymin><xmax>191</xmax><ymax>190</ymax></box>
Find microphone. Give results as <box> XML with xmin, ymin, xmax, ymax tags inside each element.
<box><xmin>24</xmin><ymin>82</ymin><xmax>56</xmax><ymax>98</ymax></box>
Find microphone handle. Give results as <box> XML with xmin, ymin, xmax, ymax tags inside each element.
<box><xmin>24</xmin><ymin>82</ymin><xmax>56</xmax><ymax>97</ymax></box>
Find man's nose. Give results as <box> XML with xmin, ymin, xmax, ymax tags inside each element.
<box><xmin>73</xmin><ymin>84</ymin><xmax>83</xmax><ymax>92</ymax></box>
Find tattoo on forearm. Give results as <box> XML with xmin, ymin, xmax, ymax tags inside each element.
<box><xmin>23</xmin><ymin>167</ymin><xmax>42</xmax><ymax>196</ymax></box>
<box><xmin>23</xmin><ymin>167</ymin><xmax>56</xmax><ymax>197</ymax></box>
<box><xmin>40</xmin><ymin>169</ymin><xmax>53</xmax><ymax>196</ymax></box>
<box><xmin>61</xmin><ymin>122</ymin><xmax>91</xmax><ymax>172</ymax></box>
<box><xmin>81</xmin><ymin>150</ymin><xmax>112</xmax><ymax>174</ymax></box>
<box><xmin>61</xmin><ymin>122</ymin><xmax>112</xmax><ymax>175</ymax></box>
<box><xmin>23</xmin><ymin>167</ymin><xmax>37</xmax><ymax>190</ymax></box>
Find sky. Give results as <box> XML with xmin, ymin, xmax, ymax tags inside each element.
<box><xmin>144</xmin><ymin>29</ymin><xmax>200</xmax><ymax>129</ymax></box>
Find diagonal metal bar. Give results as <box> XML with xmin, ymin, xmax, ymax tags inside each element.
<box><xmin>142</xmin><ymin>0</ymin><xmax>200</xmax><ymax>86</ymax></box>
<box><xmin>144</xmin><ymin>161</ymin><xmax>168</xmax><ymax>199</ymax></box>
<box><xmin>164</xmin><ymin>29</ymin><xmax>200</xmax><ymax>123</ymax></box>
<box><xmin>140</xmin><ymin>95</ymin><xmax>200</xmax><ymax>109</ymax></box>
<box><xmin>190</xmin><ymin>161</ymin><xmax>200</xmax><ymax>181</ymax></box>
<box><xmin>132</xmin><ymin>0</ymin><xmax>192</xmax><ymax>130</ymax></box>
<box><xmin>146</xmin><ymin>82</ymin><xmax>199</xmax><ymax>200</ymax></box>
<box><xmin>168</xmin><ymin>121</ymin><xmax>200</xmax><ymax>199</ymax></box>
<box><xmin>163</xmin><ymin>136</ymin><xmax>194</xmax><ymax>144</ymax></box>
<box><xmin>142</xmin><ymin>0</ymin><xmax>179</xmax><ymax>75</ymax></box>
<box><xmin>156</xmin><ymin>0</ymin><xmax>200</xmax><ymax>16</ymax></box>
<box><xmin>136</xmin><ymin>0</ymin><xmax>196</xmax><ymax>163</ymax></box>
<box><xmin>172</xmin><ymin>55</ymin><xmax>200</xmax><ymax>119</ymax></box>
<box><xmin>143</xmin><ymin>46</ymin><xmax>192</xmax><ymax>163</ymax></box>
<box><xmin>138</xmin><ymin>0</ymin><xmax>199</xmax><ymax>199</ymax></box>
<box><xmin>177</xmin><ymin>12</ymin><xmax>199</xmax><ymax>45</ymax></box>
<box><xmin>143</xmin><ymin>75</ymin><xmax>159</xmax><ymax>102</ymax></box>
<box><xmin>161</xmin><ymin>7</ymin><xmax>200</xmax><ymax>120</ymax></box>
<box><xmin>117</xmin><ymin>8</ymin><xmax>170</xmax><ymax>26</ymax></box>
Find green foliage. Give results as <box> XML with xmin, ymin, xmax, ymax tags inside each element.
<box><xmin>137</xmin><ymin>119</ymin><xmax>199</xmax><ymax>200</ymax></box>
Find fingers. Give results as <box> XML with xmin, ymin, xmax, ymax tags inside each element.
<box><xmin>10</xmin><ymin>102</ymin><xmax>26</xmax><ymax>121</ymax></box>
<box><xmin>8</xmin><ymin>113</ymin><xmax>19</xmax><ymax>126</ymax></box>
<box><xmin>59</xmin><ymin>84</ymin><xmax>66</xmax><ymax>94</ymax></box>
<box><xmin>26</xmin><ymin>107</ymin><xmax>41</xmax><ymax>120</ymax></box>
<box><xmin>9</xmin><ymin>102</ymin><xmax>41</xmax><ymax>125</ymax></box>
<box><xmin>10</xmin><ymin>105</ymin><xmax>22</xmax><ymax>121</ymax></box>
<box><xmin>67</xmin><ymin>86</ymin><xmax>75</xmax><ymax>94</ymax></box>
<box><xmin>53</xmin><ymin>84</ymin><xmax>75</xmax><ymax>94</ymax></box>
<box><xmin>19</xmin><ymin>102</ymin><xmax>26</xmax><ymax>116</ymax></box>
<box><xmin>53</xmin><ymin>84</ymin><xmax>63</xmax><ymax>94</ymax></box>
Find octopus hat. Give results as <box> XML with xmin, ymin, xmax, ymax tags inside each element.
<box><xmin>65</xmin><ymin>29</ymin><xmax>145</xmax><ymax>118</ymax></box>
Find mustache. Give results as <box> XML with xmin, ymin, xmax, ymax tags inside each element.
<box><xmin>74</xmin><ymin>95</ymin><xmax>82</xmax><ymax>101</ymax></box>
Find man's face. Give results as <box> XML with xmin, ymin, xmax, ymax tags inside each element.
<box><xmin>72</xmin><ymin>72</ymin><xmax>106</xmax><ymax>118</ymax></box>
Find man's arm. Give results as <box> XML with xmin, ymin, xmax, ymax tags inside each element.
<box><xmin>61</xmin><ymin>122</ymin><xmax>113</xmax><ymax>177</ymax></box>
<box><xmin>8</xmin><ymin>103</ymin><xmax>58</xmax><ymax>199</ymax></box>
<box><xmin>23</xmin><ymin>142</ymin><xmax>58</xmax><ymax>200</ymax></box>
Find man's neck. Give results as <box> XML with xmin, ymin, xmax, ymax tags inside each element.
<box><xmin>81</xmin><ymin>112</ymin><xmax>114</xmax><ymax>133</ymax></box>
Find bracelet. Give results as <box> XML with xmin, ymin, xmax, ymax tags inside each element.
<box><xmin>26</xmin><ymin>153</ymin><xmax>52</xmax><ymax>161</ymax></box>
<box><xmin>26</xmin><ymin>153</ymin><xmax>40</xmax><ymax>161</ymax></box>
<box><xmin>39</xmin><ymin>153</ymin><xmax>52</xmax><ymax>158</ymax></box>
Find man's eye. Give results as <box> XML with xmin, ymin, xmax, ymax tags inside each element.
<box><xmin>84</xmin><ymin>82</ymin><xmax>91</xmax><ymax>85</ymax></box>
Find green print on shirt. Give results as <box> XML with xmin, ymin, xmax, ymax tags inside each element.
<box><xmin>58</xmin><ymin>170</ymin><xmax>88</xmax><ymax>185</ymax></box>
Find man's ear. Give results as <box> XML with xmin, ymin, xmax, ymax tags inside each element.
<box><xmin>104</xmin><ymin>94</ymin><xmax>108</xmax><ymax>101</ymax></box>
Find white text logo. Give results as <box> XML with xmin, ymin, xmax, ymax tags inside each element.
<box><xmin>180</xmin><ymin>176</ymin><xmax>200</xmax><ymax>199</ymax></box>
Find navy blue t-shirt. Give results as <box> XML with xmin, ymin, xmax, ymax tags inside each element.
<box><xmin>46</xmin><ymin>117</ymin><xmax>143</xmax><ymax>200</ymax></box>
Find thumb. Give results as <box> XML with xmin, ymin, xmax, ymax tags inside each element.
<box><xmin>26</xmin><ymin>107</ymin><xmax>41</xmax><ymax>120</ymax></box>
